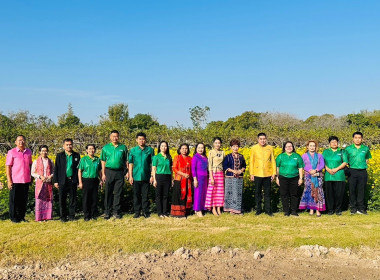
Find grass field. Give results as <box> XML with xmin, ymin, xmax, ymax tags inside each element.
<box><xmin>0</xmin><ymin>211</ymin><xmax>379</xmax><ymax>266</ymax></box>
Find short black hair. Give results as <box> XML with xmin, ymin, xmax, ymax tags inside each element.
<box><xmin>230</xmin><ymin>138</ymin><xmax>240</xmax><ymax>147</ymax></box>
<box><xmin>353</xmin><ymin>131</ymin><xmax>363</xmax><ymax>138</ymax></box>
<box><xmin>282</xmin><ymin>141</ymin><xmax>295</xmax><ymax>153</ymax></box>
<box><xmin>136</xmin><ymin>132</ymin><xmax>146</xmax><ymax>139</ymax></box>
<box><xmin>257</xmin><ymin>132</ymin><xmax>267</xmax><ymax>138</ymax></box>
<box><xmin>194</xmin><ymin>143</ymin><xmax>207</xmax><ymax>157</ymax></box>
<box><xmin>63</xmin><ymin>138</ymin><xmax>73</xmax><ymax>144</ymax></box>
<box><xmin>86</xmin><ymin>144</ymin><xmax>96</xmax><ymax>151</ymax></box>
<box><xmin>110</xmin><ymin>130</ymin><xmax>119</xmax><ymax>135</ymax></box>
<box><xmin>212</xmin><ymin>137</ymin><xmax>222</xmax><ymax>144</ymax></box>
<box><xmin>16</xmin><ymin>135</ymin><xmax>26</xmax><ymax>140</ymax></box>
<box><xmin>39</xmin><ymin>145</ymin><xmax>49</xmax><ymax>152</ymax></box>
<box><xmin>177</xmin><ymin>143</ymin><xmax>190</xmax><ymax>156</ymax></box>
<box><xmin>328</xmin><ymin>136</ymin><xmax>339</xmax><ymax>143</ymax></box>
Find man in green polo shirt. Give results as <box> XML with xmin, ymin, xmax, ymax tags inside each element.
<box><xmin>322</xmin><ymin>136</ymin><xmax>348</xmax><ymax>216</ymax></box>
<box><xmin>128</xmin><ymin>132</ymin><xmax>155</xmax><ymax>218</ymax></box>
<box><xmin>100</xmin><ymin>130</ymin><xmax>128</xmax><ymax>219</ymax></box>
<box><xmin>78</xmin><ymin>144</ymin><xmax>102</xmax><ymax>221</ymax></box>
<box><xmin>345</xmin><ymin>131</ymin><xmax>372</xmax><ymax>215</ymax></box>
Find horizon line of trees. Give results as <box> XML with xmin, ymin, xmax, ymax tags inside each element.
<box><xmin>1</xmin><ymin>103</ymin><xmax>380</xmax><ymax>154</ymax></box>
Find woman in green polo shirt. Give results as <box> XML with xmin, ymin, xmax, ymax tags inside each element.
<box><xmin>322</xmin><ymin>136</ymin><xmax>348</xmax><ymax>216</ymax></box>
<box><xmin>78</xmin><ymin>144</ymin><xmax>102</xmax><ymax>221</ymax></box>
<box><xmin>152</xmin><ymin>141</ymin><xmax>173</xmax><ymax>218</ymax></box>
<box><xmin>276</xmin><ymin>141</ymin><xmax>304</xmax><ymax>216</ymax></box>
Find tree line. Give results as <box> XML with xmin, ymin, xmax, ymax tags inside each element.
<box><xmin>1</xmin><ymin>103</ymin><xmax>379</xmax><ymax>154</ymax></box>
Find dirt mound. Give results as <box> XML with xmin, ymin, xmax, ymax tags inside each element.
<box><xmin>1</xmin><ymin>247</ymin><xmax>379</xmax><ymax>279</ymax></box>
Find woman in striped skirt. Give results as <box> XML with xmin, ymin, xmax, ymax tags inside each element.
<box><xmin>205</xmin><ymin>137</ymin><xmax>226</xmax><ymax>216</ymax></box>
<box><xmin>223</xmin><ymin>139</ymin><xmax>246</xmax><ymax>215</ymax></box>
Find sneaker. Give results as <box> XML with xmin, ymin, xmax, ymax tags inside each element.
<box><xmin>350</xmin><ymin>211</ymin><xmax>356</xmax><ymax>215</ymax></box>
<box><xmin>356</xmin><ymin>210</ymin><xmax>368</xmax><ymax>215</ymax></box>
<box><xmin>133</xmin><ymin>213</ymin><xmax>141</xmax><ymax>219</ymax></box>
<box><xmin>328</xmin><ymin>211</ymin><xmax>334</xmax><ymax>215</ymax></box>
<box><xmin>290</xmin><ymin>212</ymin><xmax>299</xmax><ymax>217</ymax></box>
<box><xmin>159</xmin><ymin>215</ymin><xmax>165</xmax><ymax>218</ymax></box>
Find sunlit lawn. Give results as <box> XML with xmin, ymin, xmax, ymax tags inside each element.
<box><xmin>0</xmin><ymin>211</ymin><xmax>379</xmax><ymax>266</ymax></box>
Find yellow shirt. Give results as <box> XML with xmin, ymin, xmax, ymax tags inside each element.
<box><xmin>249</xmin><ymin>144</ymin><xmax>276</xmax><ymax>177</ymax></box>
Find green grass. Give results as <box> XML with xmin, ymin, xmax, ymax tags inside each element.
<box><xmin>1</xmin><ymin>212</ymin><xmax>379</xmax><ymax>266</ymax></box>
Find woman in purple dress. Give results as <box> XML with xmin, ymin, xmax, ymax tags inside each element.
<box><xmin>191</xmin><ymin>143</ymin><xmax>208</xmax><ymax>217</ymax></box>
<box><xmin>299</xmin><ymin>140</ymin><xmax>326</xmax><ymax>217</ymax></box>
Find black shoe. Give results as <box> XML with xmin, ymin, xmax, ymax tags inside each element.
<box><xmin>92</xmin><ymin>217</ymin><xmax>98</xmax><ymax>220</ymax></box>
<box><xmin>350</xmin><ymin>211</ymin><xmax>356</xmax><ymax>215</ymax></box>
<box><xmin>284</xmin><ymin>213</ymin><xmax>290</xmax><ymax>217</ymax></box>
<box><xmin>11</xmin><ymin>219</ymin><xmax>20</xmax><ymax>223</ymax></box>
<box><xmin>104</xmin><ymin>215</ymin><xmax>111</xmax><ymax>220</ymax></box>
<box><xmin>133</xmin><ymin>213</ymin><xmax>141</xmax><ymax>219</ymax></box>
<box><xmin>328</xmin><ymin>211</ymin><xmax>334</xmax><ymax>215</ymax></box>
<box><xmin>114</xmin><ymin>214</ymin><xmax>122</xmax><ymax>219</ymax></box>
<box><xmin>60</xmin><ymin>217</ymin><xmax>68</xmax><ymax>222</ymax></box>
<box><xmin>255</xmin><ymin>211</ymin><xmax>262</xmax><ymax>216</ymax></box>
<box><xmin>144</xmin><ymin>213</ymin><xmax>150</xmax><ymax>218</ymax></box>
<box><xmin>68</xmin><ymin>217</ymin><xmax>75</xmax><ymax>221</ymax></box>
<box><xmin>356</xmin><ymin>210</ymin><xmax>368</xmax><ymax>215</ymax></box>
<box><xmin>20</xmin><ymin>218</ymin><xmax>28</xmax><ymax>222</ymax></box>
<box><xmin>290</xmin><ymin>212</ymin><xmax>299</xmax><ymax>217</ymax></box>
<box><xmin>336</xmin><ymin>212</ymin><xmax>342</xmax><ymax>216</ymax></box>
<box><xmin>266</xmin><ymin>212</ymin><xmax>273</xmax><ymax>217</ymax></box>
<box><xmin>84</xmin><ymin>217</ymin><xmax>91</xmax><ymax>222</ymax></box>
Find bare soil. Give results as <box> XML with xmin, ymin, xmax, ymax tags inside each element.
<box><xmin>1</xmin><ymin>247</ymin><xmax>379</xmax><ymax>279</ymax></box>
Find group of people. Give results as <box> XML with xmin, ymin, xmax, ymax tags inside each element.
<box><xmin>3</xmin><ymin>130</ymin><xmax>371</xmax><ymax>223</ymax></box>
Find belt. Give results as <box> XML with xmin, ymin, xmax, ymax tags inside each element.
<box><xmin>66</xmin><ymin>176</ymin><xmax>72</xmax><ymax>180</ymax></box>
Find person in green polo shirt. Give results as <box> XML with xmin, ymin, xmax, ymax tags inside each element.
<box><xmin>152</xmin><ymin>141</ymin><xmax>173</xmax><ymax>218</ymax></box>
<box><xmin>345</xmin><ymin>131</ymin><xmax>372</xmax><ymax>215</ymax></box>
<box><xmin>276</xmin><ymin>141</ymin><xmax>304</xmax><ymax>216</ymax></box>
<box><xmin>100</xmin><ymin>130</ymin><xmax>128</xmax><ymax>219</ymax></box>
<box><xmin>128</xmin><ymin>132</ymin><xmax>155</xmax><ymax>218</ymax></box>
<box><xmin>322</xmin><ymin>136</ymin><xmax>348</xmax><ymax>216</ymax></box>
<box><xmin>78</xmin><ymin>144</ymin><xmax>102</xmax><ymax>221</ymax></box>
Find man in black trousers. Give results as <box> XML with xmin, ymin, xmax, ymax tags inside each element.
<box><xmin>53</xmin><ymin>138</ymin><xmax>81</xmax><ymax>222</ymax></box>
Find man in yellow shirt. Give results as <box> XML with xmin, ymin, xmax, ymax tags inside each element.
<box><xmin>249</xmin><ymin>133</ymin><xmax>276</xmax><ymax>216</ymax></box>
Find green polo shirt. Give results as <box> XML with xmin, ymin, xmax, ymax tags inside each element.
<box><xmin>66</xmin><ymin>153</ymin><xmax>73</xmax><ymax>177</ymax></box>
<box><xmin>276</xmin><ymin>152</ymin><xmax>304</xmax><ymax>178</ymax></box>
<box><xmin>100</xmin><ymin>143</ymin><xmax>128</xmax><ymax>170</ymax></box>
<box><xmin>345</xmin><ymin>144</ymin><xmax>372</xmax><ymax>169</ymax></box>
<box><xmin>152</xmin><ymin>153</ymin><xmax>172</xmax><ymax>175</ymax></box>
<box><xmin>322</xmin><ymin>148</ymin><xmax>348</xmax><ymax>182</ymax></box>
<box><xmin>128</xmin><ymin>145</ymin><xmax>155</xmax><ymax>181</ymax></box>
<box><xmin>78</xmin><ymin>155</ymin><xmax>101</xmax><ymax>179</ymax></box>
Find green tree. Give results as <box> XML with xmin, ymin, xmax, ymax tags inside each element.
<box><xmin>130</xmin><ymin>113</ymin><xmax>159</xmax><ymax>130</ymax></box>
<box><xmin>58</xmin><ymin>103</ymin><xmax>82</xmax><ymax>128</ymax></box>
<box><xmin>189</xmin><ymin>105</ymin><xmax>210</xmax><ymax>129</ymax></box>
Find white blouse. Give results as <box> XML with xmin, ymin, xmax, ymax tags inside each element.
<box><xmin>31</xmin><ymin>158</ymin><xmax>54</xmax><ymax>182</ymax></box>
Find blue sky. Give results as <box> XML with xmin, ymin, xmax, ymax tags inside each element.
<box><xmin>0</xmin><ymin>0</ymin><xmax>379</xmax><ymax>127</ymax></box>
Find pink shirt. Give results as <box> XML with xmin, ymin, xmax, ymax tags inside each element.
<box><xmin>6</xmin><ymin>147</ymin><xmax>33</xmax><ymax>184</ymax></box>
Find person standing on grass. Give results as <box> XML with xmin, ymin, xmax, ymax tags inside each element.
<box><xmin>205</xmin><ymin>137</ymin><xmax>226</xmax><ymax>216</ymax></box>
<box><xmin>100</xmin><ymin>130</ymin><xmax>128</xmax><ymax>220</ymax></box>
<box><xmin>53</xmin><ymin>138</ymin><xmax>81</xmax><ymax>222</ymax></box>
<box><xmin>6</xmin><ymin>135</ymin><xmax>33</xmax><ymax>223</ymax></box>
<box><xmin>170</xmin><ymin>143</ymin><xmax>193</xmax><ymax>218</ymax></box>
<box><xmin>299</xmin><ymin>140</ymin><xmax>326</xmax><ymax>217</ymax></box>
<box><xmin>345</xmin><ymin>131</ymin><xmax>372</xmax><ymax>215</ymax></box>
<box><xmin>78</xmin><ymin>144</ymin><xmax>102</xmax><ymax>221</ymax></box>
<box><xmin>191</xmin><ymin>143</ymin><xmax>208</xmax><ymax>217</ymax></box>
<box><xmin>129</xmin><ymin>132</ymin><xmax>155</xmax><ymax>219</ymax></box>
<box><xmin>322</xmin><ymin>136</ymin><xmax>348</xmax><ymax>216</ymax></box>
<box><xmin>249</xmin><ymin>132</ymin><xmax>276</xmax><ymax>216</ymax></box>
<box><xmin>276</xmin><ymin>141</ymin><xmax>304</xmax><ymax>216</ymax></box>
<box><xmin>152</xmin><ymin>141</ymin><xmax>172</xmax><ymax>218</ymax></box>
<box><xmin>31</xmin><ymin>145</ymin><xmax>54</xmax><ymax>222</ymax></box>
<box><xmin>223</xmin><ymin>139</ymin><xmax>246</xmax><ymax>215</ymax></box>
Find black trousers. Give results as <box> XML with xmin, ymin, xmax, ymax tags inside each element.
<box><xmin>9</xmin><ymin>183</ymin><xmax>29</xmax><ymax>222</ymax></box>
<box><xmin>348</xmin><ymin>168</ymin><xmax>367</xmax><ymax>212</ymax></box>
<box><xmin>82</xmin><ymin>178</ymin><xmax>99</xmax><ymax>219</ymax></box>
<box><xmin>155</xmin><ymin>174</ymin><xmax>171</xmax><ymax>216</ymax></box>
<box><xmin>104</xmin><ymin>168</ymin><xmax>125</xmax><ymax>216</ymax></box>
<box><xmin>133</xmin><ymin>180</ymin><xmax>150</xmax><ymax>215</ymax></box>
<box><xmin>279</xmin><ymin>176</ymin><xmax>299</xmax><ymax>215</ymax></box>
<box><xmin>254</xmin><ymin>176</ymin><xmax>272</xmax><ymax>214</ymax></box>
<box><xmin>325</xmin><ymin>181</ymin><xmax>345</xmax><ymax>213</ymax></box>
<box><xmin>59</xmin><ymin>178</ymin><xmax>77</xmax><ymax>219</ymax></box>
